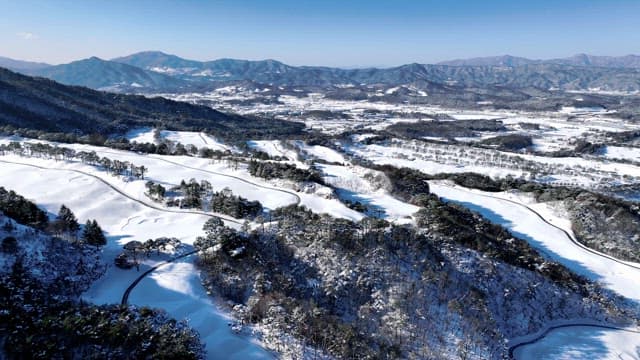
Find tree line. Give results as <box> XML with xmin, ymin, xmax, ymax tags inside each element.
<box><xmin>1</xmin><ymin>141</ymin><xmax>147</xmax><ymax>179</ymax></box>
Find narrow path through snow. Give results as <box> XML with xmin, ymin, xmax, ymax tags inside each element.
<box><xmin>509</xmin><ymin>323</ymin><xmax>640</xmax><ymax>359</ymax></box>
<box><xmin>429</xmin><ymin>181</ymin><xmax>640</xmax><ymax>359</ymax></box>
<box><xmin>0</xmin><ymin>159</ymin><xmax>241</xmax><ymax>224</ymax></box>
<box><xmin>121</xmin><ymin>249</ymin><xmax>199</xmax><ymax>305</ymax></box>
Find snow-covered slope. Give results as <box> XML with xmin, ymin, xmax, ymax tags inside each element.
<box><xmin>126</xmin><ymin>128</ymin><xmax>231</xmax><ymax>151</ymax></box>
<box><xmin>0</xmin><ymin>160</ymin><xmax>272</xmax><ymax>359</ymax></box>
<box><xmin>429</xmin><ymin>181</ymin><xmax>640</xmax><ymax>358</ymax></box>
<box><xmin>429</xmin><ymin>182</ymin><xmax>640</xmax><ymax>302</ymax></box>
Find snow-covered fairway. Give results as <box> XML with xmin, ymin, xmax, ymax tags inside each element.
<box><xmin>0</xmin><ymin>160</ymin><xmax>272</xmax><ymax>359</ymax></box>
<box><xmin>429</xmin><ymin>182</ymin><xmax>640</xmax><ymax>302</ymax></box>
<box><xmin>429</xmin><ymin>182</ymin><xmax>640</xmax><ymax>358</ymax></box>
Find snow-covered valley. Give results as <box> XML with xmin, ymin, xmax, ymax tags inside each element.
<box><xmin>3</xmin><ymin>101</ymin><xmax>640</xmax><ymax>358</ymax></box>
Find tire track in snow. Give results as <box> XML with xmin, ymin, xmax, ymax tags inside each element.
<box><xmin>120</xmin><ymin>215</ymin><xmax>140</xmax><ymax>231</ymax></box>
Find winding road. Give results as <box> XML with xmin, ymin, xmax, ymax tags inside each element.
<box><xmin>435</xmin><ymin>182</ymin><xmax>640</xmax><ymax>270</ymax></box>
<box><xmin>508</xmin><ymin>323</ymin><xmax>640</xmax><ymax>359</ymax></box>
<box><xmin>0</xmin><ymin>154</ymin><xmax>300</xmax><ymax>308</ymax></box>
<box><xmin>120</xmin><ymin>249</ymin><xmax>200</xmax><ymax>305</ymax></box>
<box><xmin>431</xmin><ymin>182</ymin><xmax>640</xmax><ymax>358</ymax></box>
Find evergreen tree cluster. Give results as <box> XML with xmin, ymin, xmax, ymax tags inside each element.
<box><xmin>158</xmin><ymin>179</ymin><xmax>263</xmax><ymax>219</ymax></box>
<box><xmin>0</xmin><ymin>262</ymin><xmax>204</xmax><ymax>359</ymax></box>
<box><xmin>82</xmin><ymin>219</ymin><xmax>107</xmax><ymax>249</ymax></box>
<box><xmin>53</xmin><ymin>205</ymin><xmax>80</xmax><ymax>237</ymax></box>
<box><xmin>145</xmin><ymin>181</ymin><xmax>167</xmax><ymax>201</ymax></box>
<box><xmin>248</xmin><ymin>159</ymin><xmax>324</xmax><ymax>184</ymax></box>
<box><xmin>0</xmin><ymin>186</ymin><xmax>48</xmax><ymax>229</ymax></box>
<box><xmin>2</xmin><ymin>142</ymin><xmax>148</xmax><ymax>179</ymax></box>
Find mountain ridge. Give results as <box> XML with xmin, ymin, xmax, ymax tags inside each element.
<box><xmin>3</xmin><ymin>51</ymin><xmax>640</xmax><ymax>92</ymax></box>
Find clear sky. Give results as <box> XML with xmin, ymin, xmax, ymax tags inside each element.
<box><xmin>1</xmin><ymin>0</ymin><xmax>639</xmax><ymax>67</ymax></box>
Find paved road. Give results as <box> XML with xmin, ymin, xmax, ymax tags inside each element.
<box><xmin>508</xmin><ymin>323</ymin><xmax>640</xmax><ymax>359</ymax></box>
<box><xmin>433</xmin><ymin>183</ymin><xmax>640</xmax><ymax>357</ymax></box>
<box><xmin>437</xmin><ymin>183</ymin><xmax>640</xmax><ymax>270</ymax></box>
<box><xmin>0</xmin><ymin>158</ymin><xmax>238</xmax><ymax>306</ymax></box>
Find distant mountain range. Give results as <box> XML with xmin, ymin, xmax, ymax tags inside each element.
<box><xmin>438</xmin><ymin>54</ymin><xmax>640</xmax><ymax>68</ymax></box>
<box><xmin>2</xmin><ymin>51</ymin><xmax>640</xmax><ymax>93</ymax></box>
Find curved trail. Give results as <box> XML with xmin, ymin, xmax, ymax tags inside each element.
<box><xmin>0</xmin><ymin>158</ymin><xmax>241</xmax><ymax>225</ymax></box>
<box><xmin>437</xmin><ymin>183</ymin><xmax>640</xmax><ymax>270</ymax></box>
<box><xmin>508</xmin><ymin>323</ymin><xmax>640</xmax><ymax>359</ymax></box>
<box><xmin>433</xmin><ymin>183</ymin><xmax>640</xmax><ymax>357</ymax></box>
<box><xmin>145</xmin><ymin>154</ymin><xmax>302</xmax><ymax>205</ymax></box>
<box><xmin>120</xmin><ymin>249</ymin><xmax>199</xmax><ymax>305</ymax></box>
<box><xmin>87</xmin><ymin>147</ymin><xmax>301</xmax><ymax>205</ymax></box>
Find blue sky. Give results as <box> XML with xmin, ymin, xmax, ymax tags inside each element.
<box><xmin>1</xmin><ymin>0</ymin><xmax>638</xmax><ymax>67</ymax></box>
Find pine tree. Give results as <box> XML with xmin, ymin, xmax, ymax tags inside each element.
<box><xmin>82</xmin><ymin>219</ymin><xmax>107</xmax><ymax>249</ymax></box>
<box><xmin>55</xmin><ymin>205</ymin><xmax>80</xmax><ymax>238</ymax></box>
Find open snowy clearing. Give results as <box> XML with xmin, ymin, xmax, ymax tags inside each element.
<box><xmin>0</xmin><ymin>160</ymin><xmax>272</xmax><ymax>359</ymax></box>
<box><xmin>126</xmin><ymin>128</ymin><xmax>231</xmax><ymax>151</ymax></box>
<box><xmin>603</xmin><ymin>146</ymin><xmax>640</xmax><ymax>163</ymax></box>
<box><xmin>318</xmin><ymin>163</ymin><xmax>418</xmax><ymax>223</ymax></box>
<box><xmin>0</xmin><ymin>137</ymin><xmax>366</xmax><ymax>219</ymax></box>
<box><xmin>247</xmin><ymin>140</ymin><xmax>301</xmax><ymax>163</ymax></box>
<box><xmin>296</xmin><ymin>142</ymin><xmax>346</xmax><ymax>164</ymax></box>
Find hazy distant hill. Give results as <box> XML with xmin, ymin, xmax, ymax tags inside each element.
<box><xmin>437</xmin><ymin>55</ymin><xmax>537</xmax><ymax>67</ymax></box>
<box><xmin>24</xmin><ymin>57</ymin><xmax>186</xmax><ymax>91</ymax></box>
<box><xmin>0</xmin><ymin>67</ymin><xmax>303</xmax><ymax>139</ymax></box>
<box><xmin>114</xmin><ymin>51</ymin><xmax>299</xmax><ymax>82</ymax></box>
<box><xmin>439</xmin><ymin>54</ymin><xmax>640</xmax><ymax>69</ymax></box>
<box><xmin>0</xmin><ymin>56</ymin><xmax>51</xmax><ymax>71</ymax></box>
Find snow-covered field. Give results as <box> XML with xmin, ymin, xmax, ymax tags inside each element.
<box><xmin>296</xmin><ymin>142</ymin><xmax>346</xmax><ymax>164</ymax></box>
<box><xmin>127</xmin><ymin>128</ymin><xmax>231</xmax><ymax>151</ymax></box>
<box><xmin>246</xmin><ymin>140</ymin><xmax>300</xmax><ymax>162</ymax></box>
<box><xmin>318</xmin><ymin>163</ymin><xmax>418</xmax><ymax>223</ymax></box>
<box><xmin>603</xmin><ymin>146</ymin><xmax>640</xmax><ymax>163</ymax></box>
<box><xmin>0</xmin><ymin>159</ymin><xmax>272</xmax><ymax>359</ymax></box>
<box><xmin>429</xmin><ymin>182</ymin><xmax>640</xmax><ymax>302</ymax></box>
<box><xmin>429</xmin><ymin>181</ymin><xmax>640</xmax><ymax>358</ymax></box>
<box><xmin>347</xmin><ymin>138</ymin><xmax>640</xmax><ymax>190</ymax></box>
